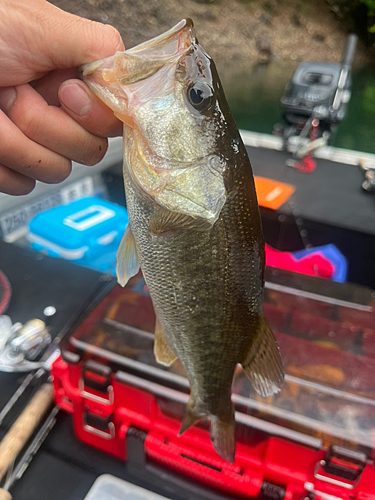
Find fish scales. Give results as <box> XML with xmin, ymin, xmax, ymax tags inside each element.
<box><xmin>81</xmin><ymin>18</ymin><xmax>284</xmax><ymax>463</ymax></box>
<box><xmin>125</xmin><ymin>134</ymin><xmax>268</xmax><ymax>450</ymax></box>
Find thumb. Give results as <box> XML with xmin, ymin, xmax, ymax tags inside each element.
<box><xmin>0</xmin><ymin>0</ymin><xmax>125</xmax><ymax>86</ymax></box>
<box><xmin>42</xmin><ymin>3</ymin><xmax>125</xmax><ymax>68</ymax></box>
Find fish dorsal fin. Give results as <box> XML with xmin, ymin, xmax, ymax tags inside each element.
<box><xmin>116</xmin><ymin>225</ymin><xmax>140</xmax><ymax>287</ymax></box>
<box><xmin>149</xmin><ymin>207</ymin><xmax>213</xmax><ymax>236</ymax></box>
<box><xmin>154</xmin><ymin>317</ymin><xmax>177</xmax><ymax>366</ymax></box>
<box><xmin>241</xmin><ymin>314</ymin><xmax>284</xmax><ymax>397</ymax></box>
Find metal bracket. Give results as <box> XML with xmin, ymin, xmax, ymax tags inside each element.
<box><xmin>83</xmin><ymin>421</ymin><xmax>115</xmax><ymax>440</ymax></box>
<box><xmin>79</xmin><ymin>380</ymin><xmax>114</xmax><ymax>406</ymax></box>
<box><xmin>314</xmin><ymin>445</ymin><xmax>366</xmax><ymax>490</ymax></box>
<box><xmin>83</xmin><ymin>408</ymin><xmax>115</xmax><ymax>440</ymax></box>
<box><xmin>79</xmin><ymin>360</ymin><xmax>114</xmax><ymax>406</ymax></box>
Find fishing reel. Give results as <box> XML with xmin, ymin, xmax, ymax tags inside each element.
<box><xmin>358</xmin><ymin>160</ymin><xmax>375</xmax><ymax>192</ymax></box>
<box><xmin>0</xmin><ymin>310</ymin><xmax>55</xmax><ymax>372</ymax></box>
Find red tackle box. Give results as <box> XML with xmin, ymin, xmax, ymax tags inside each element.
<box><xmin>52</xmin><ymin>269</ymin><xmax>375</xmax><ymax>500</ymax></box>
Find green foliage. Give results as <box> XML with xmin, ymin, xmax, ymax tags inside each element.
<box><xmin>363</xmin><ymin>84</ymin><xmax>375</xmax><ymax>111</ymax></box>
<box><xmin>359</xmin><ymin>0</ymin><xmax>375</xmax><ymax>16</ymax></box>
<box><xmin>328</xmin><ymin>0</ymin><xmax>375</xmax><ymax>46</ymax></box>
<box><xmin>333</xmin><ymin>68</ymin><xmax>375</xmax><ymax>153</ymax></box>
<box><xmin>360</xmin><ymin>0</ymin><xmax>375</xmax><ymax>32</ymax></box>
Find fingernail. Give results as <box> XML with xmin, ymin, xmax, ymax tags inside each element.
<box><xmin>59</xmin><ymin>82</ymin><xmax>92</xmax><ymax>116</ymax></box>
<box><xmin>115</xmin><ymin>39</ymin><xmax>125</xmax><ymax>52</ymax></box>
<box><xmin>0</xmin><ymin>87</ymin><xmax>16</xmax><ymax>113</ymax></box>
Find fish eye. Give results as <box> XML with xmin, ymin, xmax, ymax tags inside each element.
<box><xmin>186</xmin><ymin>81</ymin><xmax>215</xmax><ymax>113</ymax></box>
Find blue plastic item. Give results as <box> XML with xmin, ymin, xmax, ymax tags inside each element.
<box><xmin>293</xmin><ymin>243</ymin><xmax>348</xmax><ymax>283</ymax></box>
<box><xmin>28</xmin><ymin>197</ymin><xmax>128</xmax><ymax>275</ymax></box>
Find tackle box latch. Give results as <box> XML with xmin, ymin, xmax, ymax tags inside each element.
<box><xmin>83</xmin><ymin>406</ymin><xmax>115</xmax><ymax>440</ymax></box>
<box><xmin>126</xmin><ymin>426</ymin><xmax>147</xmax><ymax>468</ymax></box>
<box><xmin>79</xmin><ymin>360</ymin><xmax>114</xmax><ymax>406</ymax></box>
<box><xmin>314</xmin><ymin>445</ymin><xmax>366</xmax><ymax>489</ymax></box>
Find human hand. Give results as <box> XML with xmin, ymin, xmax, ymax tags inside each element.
<box><xmin>0</xmin><ymin>0</ymin><xmax>124</xmax><ymax>195</ymax></box>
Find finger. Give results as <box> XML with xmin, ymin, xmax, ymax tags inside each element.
<box><xmin>59</xmin><ymin>79</ymin><xmax>123</xmax><ymax>137</ymax></box>
<box><xmin>0</xmin><ymin>164</ymin><xmax>36</xmax><ymax>196</ymax></box>
<box><xmin>0</xmin><ymin>84</ymin><xmax>108</xmax><ymax>166</ymax></box>
<box><xmin>31</xmin><ymin>68</ymin><xmax>79</xmax><ymax>106</ymax></box>
<box><xmin>0</xmin><ymin>107</ymin><xmax>71</xmax><ymax>184</ymax></box>
<box><xmin>43</xmin><ymin>5</ymin><xmax>125</xmax><ymax>68</ymax></box>
<box><xmin>2</xmin><ymin>1</ymin><xmax>125</xmax><ymax>86</ymax></box>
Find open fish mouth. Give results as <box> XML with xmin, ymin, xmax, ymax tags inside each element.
<box><xmin>80</xmin><ymin>19</ymin><xmax>196</xmax><ymax>118</ymax></box>
<box><xmin>81</xmin><ymin>18</ymin><xmax>194</xmax><ymax>78</ymax></box>
<box><xmin>122</xmin><ymin>18</ymin><xmax>194</xmax><ymax>59</ymax></box>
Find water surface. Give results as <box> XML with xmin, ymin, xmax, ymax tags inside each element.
<box><xmin>219</xmin><ymin>62</ymin><xmax>375</xmax><ymax>155</ymax></box>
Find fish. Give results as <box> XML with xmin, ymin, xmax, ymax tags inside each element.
<box><xmin>81</xmin><ymin>19</ymin><xmax>284</xmax><ymax>463</ymax></box>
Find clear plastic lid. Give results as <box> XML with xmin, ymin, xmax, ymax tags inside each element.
<box><xmin>63</xmin><ymin>270</ymin><xmax>375</xmax><ymax>455</ymax></box>
<box><xmin>84</xmin><ymin>475</ymin><xmax>170</xmax><ymax>500</ymax></box>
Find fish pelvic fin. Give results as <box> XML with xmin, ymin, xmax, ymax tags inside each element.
<box><xmin>116</xmin><ymin>225</ymin><xmax>140</xmax><ymax>287</ymax></box>
<box><xmin>154</xmin><ymin>317</ymin><xmax>177</xmax><ymax>366</ymax></box>
<box><xmin>241</xmin><ymin>314</ymin><xmax>285</xmax><ymax>397</ymax></box>
<box><xmin>179</xmin><ymin>397</ymin><xmax>236</xmax><ymax>463</ymax></box>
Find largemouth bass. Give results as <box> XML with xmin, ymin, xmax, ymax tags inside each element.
<box><xmin>81</xmin><ymin>19</ymin><xmax>284</xmax><ymax>462</ymax></box>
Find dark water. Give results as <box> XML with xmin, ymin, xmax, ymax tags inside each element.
<box><xmin>220</xmin><ymin>63</ymin><xmax>375</xmax><ymax>155</ymax></box>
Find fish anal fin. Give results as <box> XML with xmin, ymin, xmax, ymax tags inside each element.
<box><xmin>116</xmin><ymin>225</ymin><xmax>140</xmax><ymax>287</ymax></box>
<box><xmin>241</xmin><ymin>314</ymin><xmax>285</xmax><ymax>398</ymax></box>
<box><xmin>154</xmin><ymin>318</ymin><xmax>177</xmax><ymax>366</ymax></box>
<box><xmin>149</xmin><ymin>208</ymin><xmax>212</xmax><ymax>237</ymax></box>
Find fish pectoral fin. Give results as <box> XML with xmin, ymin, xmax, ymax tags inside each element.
<box><xmin>149</xmin><ymin>207</ymin><xmax>212</xmax><ymax>236</ymax></box>
<box><xmin>154</xmin><ymin>318</ymin><xmax>177</xmax><ymax>366</ymax></box>
<box><xmin>241</xmin><ymin>314</ymin><xmax>285</xmax><ymax>397</ymax></box>
<box><xmin>116</xmin><ymin>225</ymin><xmax>140</xmax><ymax>287</ymax></box>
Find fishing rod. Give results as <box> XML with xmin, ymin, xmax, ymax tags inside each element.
<box><xmin>0</xmin><ymin>384</ymin><xmax>55</xmax><ymax>500</ymax></box>
<box><xmin>0</xmin><ymin>405</ymin><xmax>59</xmax><ymax>500</ymax></box>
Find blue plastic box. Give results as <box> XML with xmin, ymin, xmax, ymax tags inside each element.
<box><xmin>28</xmin><ymin>197</ymin><xmax>128</xmax><ymax>274</ymax></box>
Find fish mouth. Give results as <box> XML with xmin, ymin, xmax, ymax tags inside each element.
<box><xmin>80</xmin><ymin>19</ymin><xmax>195</xmax><ymax>116</ymax></box>
<box><xmin>82</xmin><ymin>19</ymin><xmax>195</xmax><ymax>77</ymax></box>
<box><xmin>80</xmin><ymin>19</ymin><xmax>195</xmax><ymax>124</ymax></box>
<box><xmin>126</xmin><ymin>18</ymin><xmax>195</xmax><ymax>58</ymax></box>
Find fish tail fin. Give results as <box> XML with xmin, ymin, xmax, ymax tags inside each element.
<box><xmin>241</xmin><ymin>314</ymin><xmax>284</xmax><ymax>397</ymax></box>
<box><xmin>179</xmin><ymin>396</ymin><xmax>236</xmax><ymax>463</ymax></box>
<box><xmin>211</xmin><ymin>414</ymin><xmax>236</xmax><ymax>463</ymax></box>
